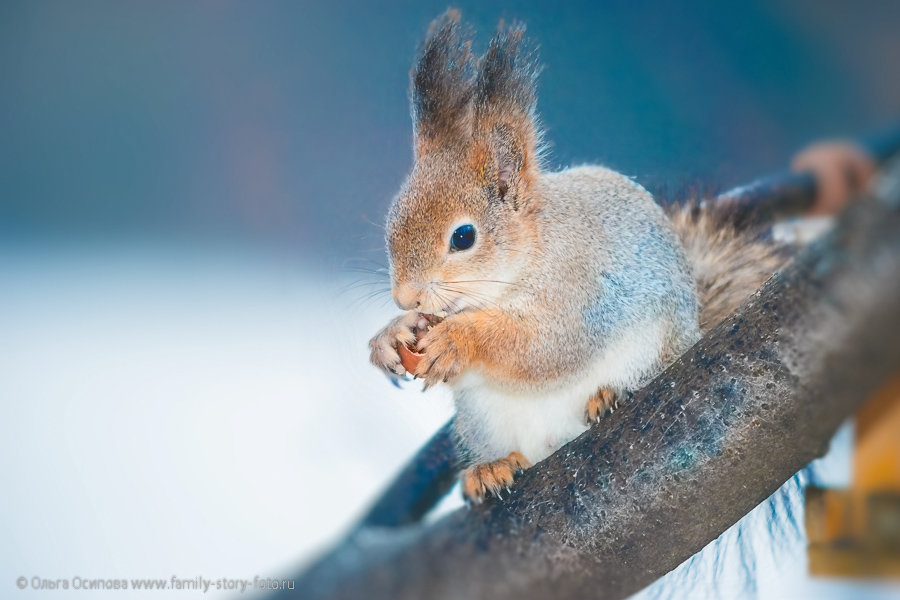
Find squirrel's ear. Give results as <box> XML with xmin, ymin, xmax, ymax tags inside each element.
<box><xmin>473</xmin><ymin>21</ymin><xmax>542</xmax><ymax>201</ymax></box>
<box><xmin>486</xmin><ymin>124</ymin><xmax>524</xmax><ymax>202</ymax></box>
<box><xmin>410</xmin><ymin>10</ymin><xmax>476</xmax><ymax>158</ymax></box>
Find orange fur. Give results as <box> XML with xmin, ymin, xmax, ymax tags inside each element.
<box><xmin>461</xmin><ymin>451</ymin><xmax>531</xmax><ymax>502</ymax></box>
<box><xmin>414</xmin><ymin>308</ymin><xmax>562</xmax><ymax>388</ymax></box>
<box><xmin>586</xmin><ymin>388</ymin><xmax>618</xmax><ymax>423</ymax></box>
<box><xmin>667</xmin><ymin>203</ymin><xmax>787</xmax><ymax>332</ymax></box>
<box><xmin>468</xmin><ymin>141</ymin><xmax>493</xmax><ymax>186</ymax></box>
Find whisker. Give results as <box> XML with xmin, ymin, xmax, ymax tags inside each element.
<box><xmin>342</xmin><ymin>286</ymin><xmax>394</xmax><ymax>311</ymax></box>
<box><xmin>343</xmin><ymin>256</ymin><xmax>389</xmax><ymax>267</ymax></box>
<box><xmin>430</xmin><ymin>288</ymin><xmax>452</xmax><ymax>313</ymax></box>
<box><xmin>341</xmin><ymin>269</ymin><xmax>390</xmax><ymax>280</ymax></box>
<box><xmin>359</xmin><ymin>213</ymin><xmax>386</xmax><ymax>231</ymax></box>
<box><xmin>340</xmin><ymin>258</ymin><xmax>391</xmax><ymax>282</ymax></box>
<box><xmin>342</xmin><ymin>278</ymin><xmax>389</xmax><ymax>296</ymax></box>
<box><xmin>433</xmin><ymin>285</ymin><xmax>488</xmax><ymax>315</ymax></box>
<box><xmin>340</xmin><ymin>280</ymin><xmax>392</xmax><ymax>294</ymax></box>
<box><xmin>443</xmin><ymin>279</ymin><xmax>527</xmax><ymax>289</ymax></box>
<box><xmin>438</xmin><ymin>285</ymin><xmax>504</xmax><ymax>311</ymax></box>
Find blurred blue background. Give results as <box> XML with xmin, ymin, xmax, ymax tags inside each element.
<box><xmin>3</xmin><ymin>0</ymin><xmax>900</xmax><ymax>257</ymax></box>
<box><xmin>1</xmin><ymin>1</ymin><xmax>899</xmax><ymax>598</ymax></box>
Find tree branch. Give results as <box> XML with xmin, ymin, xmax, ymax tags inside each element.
<box><xmin>354</xmin><ymin>125</ymin><xmax>900</xmax><ymax>533</ymax></box>
<box><xmin>359</xmin><ymin>419</ymin><xmax>459</xmax><ymax>528</ymax></box>
<box><xmin>709</xmin><ymin>122</ymin><xmax>900</xmax><ymax>228</ymax></box>
<box><xmin>279</xmin><ymin>166</ymin><xmax>900</xmax><ymax>599</ymax></box>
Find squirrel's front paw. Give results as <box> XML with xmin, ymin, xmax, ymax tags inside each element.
<box><xmin>414</xmin><ymin>320</ymin><xmax>466</xmax><ymax>387</ymax></box>
<box><xmin>462</xmin><ymin>451</ymin><xmax>532</xmax><ymax>504</ymax></box>
<box><xmin>368</xmin><ymin>312</ymin><xmax>419</xmax><ymax>377</ymax></box>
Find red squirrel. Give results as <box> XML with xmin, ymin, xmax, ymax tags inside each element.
<box><xmin>368</xmin><ymin>11</ymin><xmax>875</xmax><ymax>503</ymax></box>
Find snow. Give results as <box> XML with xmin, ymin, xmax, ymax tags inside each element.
<box><xmin>0</xmin><ymin>240</ymin><xmax>454</xmax><ymax>597</ymax></box>
<box><xmin>1</xmin><ymin>239</ymin><xmax>896</xmax><ymax>599</ymax></box>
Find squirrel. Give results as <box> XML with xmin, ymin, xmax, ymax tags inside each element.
<box><xmin>368</xmin><ymin>10</ymin><xmax>874</xmax><ymax>503</ymax></box>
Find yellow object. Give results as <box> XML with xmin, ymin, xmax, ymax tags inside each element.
<box><xmin>806</xmin><ymin>375</ymin><xmax>900</xmax><ymax>578</ymax></box>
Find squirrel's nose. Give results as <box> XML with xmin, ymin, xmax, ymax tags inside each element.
<box><xmin>393</xmin><ymin>284</ymin><xmax>421</xmax><ymax>310</ymax></box>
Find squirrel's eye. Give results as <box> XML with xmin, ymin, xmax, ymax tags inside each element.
<box><xmin>450</xmin><ymin>224</ymin><xmax>476</xmax><ymax>252</ymax></box>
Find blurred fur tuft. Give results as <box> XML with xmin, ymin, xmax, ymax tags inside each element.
<box><xmin>410</xmin><ymin>10</ymin><xmax>476</xmax><ymax>149</ymax></box>
<box><xmin>667</xmin><ymin>202</ymin><xmax>788</xmax><ymax>332</ymax></box>
<box><xmin>474</xmin><ymin>21</ymin><xmax>540</xmax><ymax>123</ymax></box>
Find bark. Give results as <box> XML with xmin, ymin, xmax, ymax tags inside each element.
<box><xmin>710</xmin><ymin>124</ymin><xmax>900</xmax><ymax>228</ymax></box>
<box><xmin>276</xmin><ymin>164</ymin><xmax>900</xmax><ymax>600</ymax></box>
<box><xmin>350</xmin><ymin>126</ymin><xmax>900</xmax><ymax>534</ymax></box>
<box><xmin>359</xmin><ymin>419</ymin><xmax>459</xmax><ymax>528</ymax></box>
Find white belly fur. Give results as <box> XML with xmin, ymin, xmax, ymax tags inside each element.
<box><xmin>451</xmin><ymin>317</ymin><xmax>667</xmax><ymax>465</ymax></box>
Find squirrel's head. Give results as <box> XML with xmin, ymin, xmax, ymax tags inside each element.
<box><xmin>386</xmin><ymin>10</ymin><xmax>543</xmax><ymax>315</ymax></box>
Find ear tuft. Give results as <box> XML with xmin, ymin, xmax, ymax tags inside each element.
<box><xmin>474</xmin><ymin>22</ymin><xmax>542</xmax><ymax>201</ymax></box>
<box><xmin>474</xmin><ymin>21</ymin><xmax>540</xmax><ymax>124</ymax></box>
<box><xmin>410</xmin><ymin>12</ymin><xmax>543</xmax><ymax>194</ymax></box>
<box><xmin>410</xmin><ymin>10</ymin><xmax>476</xmax><ymax>153</ymax></box>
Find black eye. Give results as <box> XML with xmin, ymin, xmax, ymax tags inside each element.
<box><xmin>450</xmin><ymin>224</ymin><xmax>476</xmax><ymax>251</ymax></box>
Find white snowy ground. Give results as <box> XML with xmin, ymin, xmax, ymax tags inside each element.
<box><xmin>1</xmin><ymin>239</ymin><xmax>897</xmax><ymax>599</ymax></box>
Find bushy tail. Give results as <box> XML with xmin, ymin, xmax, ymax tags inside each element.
<box><xmin>667</xmin><ymin>203</ymin><xmax>789</xmax><ymax>333</ymax></box>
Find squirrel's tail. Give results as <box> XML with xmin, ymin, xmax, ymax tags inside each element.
<box><xmin>667</xmin><ymin>202</ymin><xmax>788</xmax><ymax>333</ymax></box>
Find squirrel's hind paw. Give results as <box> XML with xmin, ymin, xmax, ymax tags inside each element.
<box><xmin>586</xmin><ymin>387</ymin><xmax>620</xmax><ymax>424</ymax></box>
<box><xmin>461</xmin><ymin>451</ymin><xmax>532</xmax><ymax>504</ymax></box>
